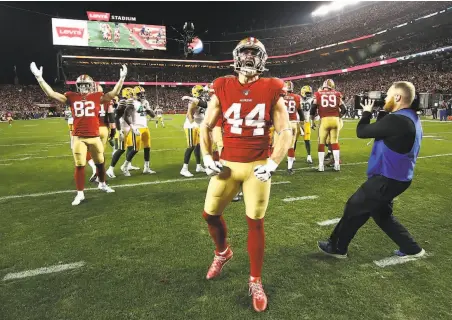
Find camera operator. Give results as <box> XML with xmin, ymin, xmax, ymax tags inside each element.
<box><xmin>318</xmin><ymin>81</ymin><xmax>425</xmax><ymax>259</ymax></box>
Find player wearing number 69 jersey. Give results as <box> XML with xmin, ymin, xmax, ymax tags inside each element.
<box><xmin>283</xmin><ymin>81</ymin><xmax>304</xmax><ymax>174</ymax></box>
<box><xmin>310</xmin><ymin>79</ymin><xmax>346</xmax><ymax>172</ymax></box>
<box><xmin>30</xmin><ymin>62</ymin><xmax>127</xmax><ymax>206</ymax></box>
<box><xmin>200</xmin><ymin>37</ymin><xmax>292</xmax><ymax>313</ymax></box>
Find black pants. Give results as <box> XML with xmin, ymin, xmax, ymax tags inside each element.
<box><xmin>330</xmin><ymin>175</ymin><xmax>422</xmax><ymax>254</ymax></box>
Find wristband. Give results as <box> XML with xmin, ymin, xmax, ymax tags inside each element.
<box><xmin>267</xmin><ymin>159</ymin><xmax>279</xmax><ymax>172</ymax></box>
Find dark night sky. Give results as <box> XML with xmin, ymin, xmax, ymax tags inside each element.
<box><xmin>0</xmin><ymin>1</ymin><xmax>323</xmax><ymax>84</ymax></box>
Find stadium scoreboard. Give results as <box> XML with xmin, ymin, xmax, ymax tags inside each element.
<box><xmin>52</xmin><ymin>18</ymin><xmax>166</xmax><ymax>51</ymax></box>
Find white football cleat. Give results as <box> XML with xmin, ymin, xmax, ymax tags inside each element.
<box><xmin>72</xmin><ymin>194</ymin><xmax>85</xmax><ymax>206</ymax></box>
<box><xmin>106</xmin><ymin>168</ymin><xmax>116</xmax><ymax>178</ymax></box>
<box><xmin>98</xmin><ymin>184</ymin><xmax>115</xmax><ymax>193</ymax></box>
<box><xmin>318</xmin><ymin>165</ymin><xmax>325</xmax><ymax>172</ymax></box>
<box><xmin>180</xmin><ymin>169</ymin><xmax>194</xmax><ymax>177</ymax></box>
<box><xmin>128</xmin><ymin>164</ymin><xmax>140</xmax><ymax>171</ymax></box>
<box><xmin>143</xmin><ymin>167</ymin><xmax>156</xmax><ymax>174</ymax></box>
<box><xmin>196</xmin><ymin>165</ymin><xmax>206</xmax><ymax>173</ymax></box>
<box><xmin>333</xmin><ymin>163</ymin><xmax>341</xmax><ymax>171</ymax></box>
<box><xmin>122</xmin><ymin>168</ymin><xmax>131</xmax><ymax>177</ymax></box>
<box><xmin>307</xmin><ymin>155</ymin><xmax>313</xmax><ymax>164</ymax></box>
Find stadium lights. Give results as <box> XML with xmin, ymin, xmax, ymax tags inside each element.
<box><xmin>312</xmin><ymin>1</ymin><xmax>360</xmax><ymax>17</ymax></box>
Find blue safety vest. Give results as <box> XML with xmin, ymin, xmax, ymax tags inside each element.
<box><xmin>367</xmin><ymin>109</ymin><xmax>422</xmax><ymax>182</ymax></box>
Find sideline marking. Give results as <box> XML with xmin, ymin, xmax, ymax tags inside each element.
<box><xmin>373</xmin><ymin>253</ymin><xmax>429</xmax><ymax>268</ymax></box>
<box><xmin>317</xmin><ymin>218</ymin><xmax>341</xmax><ymax>226</ymax></box>
<box><xmin>283</xmin><ymin>195</ymin><xmax>318</xmax><ymax>202</ymax></box>
<box><xmin>3</xmin><ymin>261</ymin><xmax>86</xmax><ymax>281</ymax></box>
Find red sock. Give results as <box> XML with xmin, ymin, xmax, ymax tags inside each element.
<box><xmin>96</xmin><ymin>162</ymin><xmax>106</xmax><ymax>183</ymax></box>
<box><xmin>288</xmin><ymin>148</ymin><xmax>295</xmax><ymax>157</ymax></box>
<box><xmin>332</xmin><ymin>143</ymin><xmax>340</xmax><ymax>150</ymax></box>
<box><xmin>74</xmin><ymin>166</ymin><xmax>85</xmax><ymax>191</ymax></box>
<box><xmin>247</xmin><ymin>216</ymin><xmax>265</xmax><ymax>278</ymax></box>
<box><xmin>86</xmin><ymin>153</ymin><xmax>92</xmax><ymax>161</ymax></box>
<box><xmin>212</xmin><ymin>151</ymin><xmax>220</xmax><ymax>162</ymax></box>
<box><xmin>203</xmin><ymin>211</ymin><xmax>228</xmax><ymax>253</ymax></box>
<box><xmin>318</xmin><ymin>144</ymin><xmax>325</xmax><ymax>152</ymax></box>
<box><xmin>268</xmin><ymin>146</ymin><xmax>273</xmax><ymax>157</ymax></box>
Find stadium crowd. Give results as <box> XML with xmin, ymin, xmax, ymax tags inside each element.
<box><xmin>220</xmin><ymin>1</ymin><xmax>452</xmax><ymax>55</ymax></box>
<box><xmin>0</xmin><ymin>85</ymin><xmax>61</xmax><ymax>120</ymax></box>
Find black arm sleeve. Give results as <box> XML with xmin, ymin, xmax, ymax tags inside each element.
<box><xmin>310</xmin><ymin>104</ymin><xmax>318</xmax><ymax>116</ymax></box>
<box><xmin>297</xmin><ymin>108</ymin><xmax>305</xmax><ymax>121</ymax></box>
<box><xmin>357</xmin><ymin>111</ymin><xmax>416</xmax><ymax>154</ymax></box>
<box><xmin>107</xmin><ymin>112</ymin><xmax>115</xmax><ymax>124</ymax></box>
<box><xmin>339</xmin><ymin>104</ymin><xmax>346</xmax><ymax>117</ymax></box>
<box><xmin>198</xmin><ymin>99</ymin><xmax>208</xmax><ymax>109</ymax></box>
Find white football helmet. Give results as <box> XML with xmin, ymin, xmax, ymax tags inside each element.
<box><xmin>232</xmin><ymin>37</ymin><xmax>268</xmax><ymax>77</ymax></box>
<box><xmin>76</xmin><ymin>75</ymin><xmax>95</xmax><ymax>94</ymax></box>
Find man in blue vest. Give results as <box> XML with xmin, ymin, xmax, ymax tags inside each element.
<box><xmin>318</xmin><ymin>81</ymin><xmax>426</xmax><ymax>259</ymax></box>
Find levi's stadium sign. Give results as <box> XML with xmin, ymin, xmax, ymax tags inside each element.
<box><xmin>86</xmin><ymin>11</ymin><xmax>110</xmax><ymax>21</ymax></box>
<box><xmin>56</xmin><ymin>27</ymin><xmax>84</xmax><ymax>38</ymax></box>
<box><xmin>86</xmin><ymin>11</ymin><xmax>136</xmax><ymax>22</ymax></box>
<box><xmin>110</xmin><ymin>15</ymin><xmax>137</xmax><ymax>22</ymax></box>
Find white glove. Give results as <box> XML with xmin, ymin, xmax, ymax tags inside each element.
<box><xmin>299</xmin><ymin>125</ymin><xmax>305</xmax><ymax>136</ymax></box>
<box><xmin>119</xmin><ymin>64</ymin><xmax>127</xmax><ymax>80</ymax></box>
<box><xmin>130</xmin><ymin>125</ymin><xmax>141</xmax><ymax>136</ymax></box>
<box><xmin>119</xmin><ymin>130</ymin><xmax>125</xmax><ymax>141</ymax></box>
<box><xmin>254</xmin><ymin>159</ymin><xmax>278</xmax><ymax>182</ymax></box>
<box><xmin>30</xmin><ymin>62</ymin><xmax>43</xmax><ymax>81</ymax></box>
<box><xmin>360</xmin><ymin>99</ymin><xmax>375</xmax><ymax>113</ymax></box>
<box><xmin>203</xmin><ymin>155</ymin><xmax>223</xmax><ymax>176</ymax></box>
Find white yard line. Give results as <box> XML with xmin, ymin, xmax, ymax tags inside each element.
<box><xmin>0</xmin><ymin>142</ymin><xmax>68</xmax><ymax>147</ymax></box>
<box><xmin>0</xmin><ymin>163</ymin><xmax>12</xmax><ymax>166</ymax></box>
<box><xmin>3</xmin><ymin>261</ymin><xmax>85</xmax><ymax>281</ymax></box>
<box><xmin>373</xmin><ymin>253</ymin><xmax>429</xmax><ymax>268</ymax></box>
<box><xmin>279</xmin><ymin>153</ymin><xmax>452</xmax><ymax>172</ymax></box>
<box><xmin>0</xmin><ymin>177</ymin><xmax>208</xmax><ymax>201</ymax></box>
<box><xmin>0</xmin><ymin>175</ymin><xmax>292</xmax><ymax>202</ymax></box>
<box><xmin>271</xmin><ymin>181</ymin><xmax>291</xmax><ymax>185</ymax></box>
<box><xmin>283</xmin><ymin>195</ymin><xmax>318</xmax><ymax>202</ymax></box>
<box><xmin>0</xmin><ymin>148</ymin><xmax>183</xmax><ymax>162</ymax></box>
<box><xmin>317</xmin><ymin>218</ymin><xmax>341</xmax><ymax>226</ymax></box>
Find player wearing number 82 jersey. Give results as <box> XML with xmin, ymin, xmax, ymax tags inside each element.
<box><xmin>200</xmin><ymin>36</ymin><xmax>292</xmax><ymax>313</ymax></box>
<box><xmin>311</xmin><ymin>79</ymin><xmax>346</xmax><ymax>172</ymax></box>
<box><xmin>30</xmin><ymin>61</ymin><xmax>127</xmax><ymax>205</ymax></box>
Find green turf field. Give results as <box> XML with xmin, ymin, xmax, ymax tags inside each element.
<box><xmin>87</xmin><ymin>21</ymin><xmax>140</xmax><ymax>49</ymax></box>
<box><xmin>0</xmin><ymin>116</ymin><xmax>451</xmax><ymax>320</ymax></box>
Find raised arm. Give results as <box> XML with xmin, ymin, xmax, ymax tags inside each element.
<box><xmin>30</xmin><ymin>62</ymin><xmax>67</xmax><ymax>104</ymax></box>
<box><xmin>101</xmin><ymin>65</ymin><xmax>127</xmax><ymax>103</ymax></box>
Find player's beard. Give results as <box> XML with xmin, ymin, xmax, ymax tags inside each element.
<box><xmin>383</xmin><ymin>96</ymin><xmax>395</xmax><ymax>113</ymax></box>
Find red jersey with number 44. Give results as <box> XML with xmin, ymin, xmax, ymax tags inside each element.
<box><xmin>284</xmin><ymin>93</ymin><xmax>302</xmax><ymax>122</ymax></box>
<box><xmin>213</xmin><ymin>76</ymin><xmax>285</xmax><ymax>162</ymax></box>
<box><xmin>65</xmin><ymin>91</ymin><xmax>103</xmax><ymax>137</ymax></box>
<box><xmin>314</xmin><ymin>89</ymin><xmax>342</xmax><ymax>118</ymax></box>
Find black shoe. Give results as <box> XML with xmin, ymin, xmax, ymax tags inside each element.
<box><xmin>324</xmin><ymin>153</ymin><xmax>333</xmax><ymax>162</ymax></box>
<box><xmin>287</xmin><ymin>168</ymin><xmax>294</xmax><ymax>175</ymax></box>
<box><xmin>317</xmin><ymin>240</ymin><xmax>347</xmax><ymax>259</ymax></box>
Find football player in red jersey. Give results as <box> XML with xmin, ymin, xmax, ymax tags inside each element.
<box><xmin>30</xmin><ymin>62</ymin><xmax>127</xmax><ymax>206</ymax></box>
<box><xmin>283</xmin><ymin>81</ymin><xmax>304</xmax><ymax>174</ymax></box>
<box><xmin>200</xmin><ymin>37</ymin><xmax>292</xmax><ymax>313</ymax></box>
<box><xmin>310</xmin><ymin>79</ymin><xmax>346</xmax><ymax>172</ymax></box>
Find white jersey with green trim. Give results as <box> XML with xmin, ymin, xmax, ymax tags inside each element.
<box><xmin>301</xmin><ymin>97</ymin><xmax>314</xmax><ymax>123</ymax></box>
<box><xmin>183</xmin><ymin>105</ymin><xmax>205</xmax><ymax>129</ymax></box>
<box><xmin>133</xmin><ymin>99</ymin><xmax>149</xmax><ymax>128</ymax></box>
